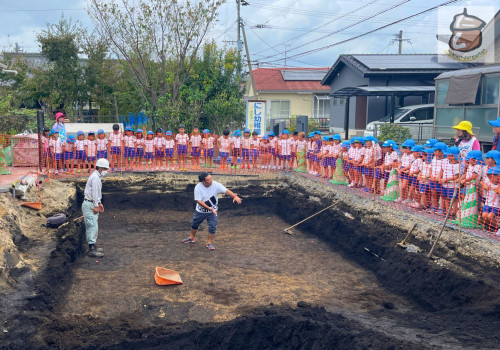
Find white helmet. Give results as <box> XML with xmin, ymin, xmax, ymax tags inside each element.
<box><xmin>95</xmin><ymin>158</ymin><xmax>110</xmax><ymax>169</ymax></box>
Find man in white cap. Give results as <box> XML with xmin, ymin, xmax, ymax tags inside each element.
<box><xmin>82</xmin><ymin>158</ymin><xmax>109</xmax><ymax>257</ymax></box>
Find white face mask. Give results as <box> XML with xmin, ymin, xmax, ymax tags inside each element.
<box><xmin>101</xmin><ymin>171</ymin><xmax>108</xmax><ymax>177</ymax></box>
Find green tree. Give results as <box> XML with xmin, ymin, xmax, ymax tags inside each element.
<box><xmin>378</xmin><ymin>124</ymin><xmax>412</xmax><ymax>144</ymax></box>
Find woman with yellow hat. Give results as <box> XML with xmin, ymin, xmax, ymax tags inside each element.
<box><xmin>452</xmin><ymin>121</ymin><xmax>480</xmax><ymax>158</ymax></box>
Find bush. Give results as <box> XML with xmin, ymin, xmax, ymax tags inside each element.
<box><xmin>378</xmin><ymin>124</ymin><xmax>412</xmax><ymax>144</ymax></box>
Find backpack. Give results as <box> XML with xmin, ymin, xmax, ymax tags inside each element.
<box><xmin>45</xmin><ymin>213</ymin><xmax>67</xmax><ymax>228</ymax></box>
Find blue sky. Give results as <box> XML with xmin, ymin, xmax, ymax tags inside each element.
<box><xmin>0</xmin><ymin>0</ymin><xmax>498</xmax><ymax>68</ymax></box>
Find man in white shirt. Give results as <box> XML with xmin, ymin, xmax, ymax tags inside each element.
<box><xmin>82</xmin><ymin>158</ymin><xmax>110</xmax><ymax>257</ymax></box>
<box><xmin>182</xmin><ymin>173</ymin><xmax>242</xmax><ymax>250</ymax></box>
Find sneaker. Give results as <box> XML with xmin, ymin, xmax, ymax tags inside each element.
<box><xmin>205</xmin><ymin>243</ymin><xmax>215</xmax><ymax>250</ymax></box>
<box><xmin>347</xmin><ymin>183</ymin><xmax>355</xmax><ymax>188</ymax></box>
<box><xmin>394</xmin><ymin>198</ymin><xmax>403</xmax><ymax>203</ymax></box>
<box><xmin>88</xmin><ymin>249</ymin><xmax>104</xmax><ymax>258</ymax></box>
<box><xmin>182</xmin><ymin>237</ymin><xmax>196</xmax><ymax>244</ymax></box>
<box><xmin>55</xmin><ymin>170</ymin><xmax>59</xmax><ymax>174</ymax></box>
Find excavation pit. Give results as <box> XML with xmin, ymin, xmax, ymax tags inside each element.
<box><xmin>3</xmin><ymin>173</ymin><xmax>500</xmax><ymax>349</ymax></box>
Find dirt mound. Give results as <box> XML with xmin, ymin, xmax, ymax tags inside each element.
<box><xmin>38</xmin><ymin>303</ymin><xmax>424</xmax><ymax>350</ymax></box>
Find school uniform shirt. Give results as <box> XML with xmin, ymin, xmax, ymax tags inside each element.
<box><xmin>153</xmin><ymin>137</ymin><xmax>165</xmax><ymax>150</ymax></box>
<box><xmin>96</xmin><ymin>138</ymin><xmax>108</xmax><ymax>151</ymax></box>
<box><xmin>190</xmin><ymin>134</ymin><xmax>202</xmax><ymax>148</ymax></box>
<box><xmin>307</xmin><ymin>140</ymin><xmax>314</xmax><ymax>152</ymax></box>
<box><xmin>466</xmin><ymin>164</ymin><xmax>482</xmax><ymax>181</ymax></box>
<box><xmin>219</xmin><ymin>137</ymin><xmax>232</xmax><ymax>152</ymax></box>
<box><xmin>484</xmin><ymin>182</ymin><xmax>500</xmax><ymax>208</ymax></box>
<box><xmin>175</xmin><ymin>133</ymin><xmax>189</xmax><ymax>145</ymax></box>
<box><xmin>362</xmin><ymin>147</ymin><xmax>374</xmax><ymax>166</ymax></box>
<box><xmin>194</xmin><ymin>180</ymin><xmax>227</xmax><ymax>213</ymax></box>
<box><xmin>64</xmin><ymin>141</ymin><xmax>74</xmax><ymax>152</ymax></box>
<box><xmin>124</xmin><ymin>135</ymin><xmax>137</xmax><ymax>148</ymax></box>
<box><xmin>347</xmin><ymin>147</ymin><xmax>356</xmax><ymax>161</ymax></box>
<box><xmin>331</xmin><ymin>143</ymin><xmax>341</xmax><ymax>157</ymax></box>
<box><xmin>136</xmin><ymin>138</ymin><xmax>145</xmax><ymax>150</ymax></box>
<box><xmin>374</xmin><ymin>143</ymin><xmax>383</xmax><ymax>162</ymax></box>
<box><xmin>420</xmin><ymin>162</ymin><xmax>432</xmax><ymax>183</ymax></box>
<box><xmin>165</xmin><ymin>139</ymin><xmax>175</xmax><ymax>149</ymax></box>
<box><xmin>280</xmin><ymin>139</ymin><xmax>295</xmax><ymax>156</ymax></box>
<box><xmin>49</xmin><ymin>138</ymin><xmax>63</xmax><ymax>154</ymax></box>
<box><xmin>87</xmin><ymin>140</ymin><xmax>97</xmax><ymax>157</ymax></box>
<box><xmin>353</xmin><ymin>147</ymin><xmax>365</xmax><ymax>163</ymax></box>
<box><xmin>430</xmin><ymin>157</ymin><xmax>445</xmax><ymax>179</ymax></box>
<box><xmin>144</xmin><ymin>139</ymin><xmax>155</xmax><ymax>153</ymax></box>
<box><xmin>296</xmin><ymin>140</ymin><xmax>307</xmax><ymax>153</ymax></box>
<box><xmin>441</xmin><ymin>159</ymin><xmax>460</xmax><ymax>188</ymax></box>
<box><xmin>75</xmin><ymin>139</ymin><xmax>86</xmax><ymax>152</ymax></box>
<box><xmin>109</xmin><ymin>132</ymin><xmax>123</xmax><ymax>147</ymax></box>
<box><xmin>241</xmin><ymin>137</ymin><xmax>252</xmax><ymax>149</ymax></box>
<box><xmin>409</xmin><ymin>158</ymin><xmax>423</xmax><ymax>175</ymax></box>
<box><xmin>42</xmin><ymin>135</ymin><xmax>49</xmax><ymax>152</ymax></box>
<box><xmin>384</xmin><ymin>151</ymin><xmax>399</xmax><ymax>167</ymax></box>
<box><xmin>202</xmin><ymin>137</ymin><xmax>215</xmax><ymax>149</ymax></box>
<box><xmin>400</xmin><ymin>153</ymin><xmax>415</xmax><ymax>168</ymax></box>
<box><xmin>250</xmin><ymin>138</ymin><xmax>260</xmax><ymax>149</ymax></box>
<box><xmin>269</xmin><ymin>138</ymin><xmax>278</xmax><ymax>149</ymax></box>
<box><xmin>232</xmin><ymin>136</ymin><xmax>241</xmax><ymax>149</ymax></box>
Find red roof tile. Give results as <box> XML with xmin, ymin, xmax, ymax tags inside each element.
<box><xmin>253</xmin><ymin>67</ymin><xmax>330</xmax><ymax>92</ymax></box>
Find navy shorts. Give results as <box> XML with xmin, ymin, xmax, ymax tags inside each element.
<box><xmin>205</xmin><ymin>149</ymin><xmax>214</xmax><ymax>157</ymax></box>
<box><xmin>363</xmin><ymin>167</ymin><xmax>374</xmax><ymax>176</ymax></box>
<box><xmin>242</xmin><ymin>149</ymin><xmax>251</xmax><ymax>158</ymax></box>
<box><xmin>136</xmin><ymin>148</ymin><xmax>144</xmax><ymax>158</ymax></box>
<box><xmin>191</xmin><ymin>210</ymin><xmax>218</xmax><ymax>234</ymax></box>
<box><xmin>282</xmin><ymin>155</ymin><xmax>291</xmax><ymax>161</ymax></box>
<box><xmin>125</xmin><ymin>147</ymin><xmax>135</xmax><ymax>158</ymax></box>
<box><xmin>54</xmin><ymin>153</ymin><xmax>63</xmax><ymax>161</ymax></box>
<box><xmin>441</xmin><ymin>187</ymin><xmax>456</xmax><ymax>199</ymax></box>
<box><xmin>399</xmin><ymin>171</ymin><xmax>409</xmax><ymax>180</ymax></box>
<box><xmin>145</xmin><ymin>152</ymin><xmax>154</xmax><ymax>160</ymax></box>
<box><xmin>220</xmin><ymin>151</ymin><xmax>229</xmax><ymax>158</ymax></box>
<box><xmin>178</xmin><ymin>144</ymin><xmax>187</xmax><ymax>155</ymax></box>
<box><xmin>111</xmin><ymin>146</ymin><xmax>121</xmax><ymax>155</ymax></box>
<box><xmin>419</xmin><ymin>183</ymin><xmax>429</xmax><ymax>194</ymax></box>
<box><xmin>97</xmin><ymin>150</ymin><xmax>107</xmax><ymax>159</ymax></box>
<box><xmin>155</xmin><ymin>150</ymin><xmax>164</xmax><ymax>158</ymax></box>
<box><xmin>483</xmin><ymin>205</ymin><xmax>500</xmax><ymax>215</ymax></box>
<box><xmin>307</xmin><ymin>152</ymin><xmax>313</xmax><ymax>160</ymax></box>
<box><xmin>87</xmin><ymin>156</ymin><xmax>96</xmax><ymax>162</ymax></box>
<box><xmin>75</xmin><ymin>150</ymin><xmax>85</xmax><ymax>160</ymax></box>
<box><xmin>165</xmin><ymin>148</ymin><xmax>174</xmax><ymax>157</ymax></box>
<box><xmin>252</xmin><ymin>149</ymin><xmax>259</xmax><ymax>158</ymax></box>
<box><xmin>233</xmin><ymin>148</ymin><xmax>241</xmax><ymax>157</ymax></box>
<box><xmin>271</xmin><ymin>148</ymin><xmax>276</xmax><ymax>156</ymax></box>
<box><xmin>409</xmin><ymin>175</ymin><xmax>418</xmax><ymax>187</ymax></box>
<box><xmin>64</xmin><ymin>151</ymin><xmax>74</xmax><ymax>160</ymax></box>
<box><xmin>429</xmin><ymin>181</ymin><xmax>442</xmax><ymax>193</ymax></box>
<box><xmin>192</xmin><ymin>147</ymin><xmax>201</xmax><ymax>157</ymax></box>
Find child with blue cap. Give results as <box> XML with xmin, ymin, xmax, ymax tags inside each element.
<box><xmin>144</xmin><ymin>131</ymin><xmax>155</xmax><ymax>171</ymax></box>
<box><xmin>268</xmin><ymin>131</ymin><xmax>278</xmax><ymax>170</ymax></box>
<box><xmin>190</xmin><ymin>127</ymin><xmax>203</xmax><ymax>170</ymax></box>
<box><xmin>294</xmin><ymin>132</ymin><xmax>308</xmax><ymax>173</ymax></box>
<box><xmin>86</xmin><ymin>131</ymin><xmax>97</xmax><ymax>173</ymax></box>
<box><xmin>165</xmin><ymin>131</ymin><xmax>175</xmax><ymax>170</ymax></box>
<box><xmin>461</xmin><ymin>150</ymin><xmax>482</xmax><ymax>187</ymax></box>
<box><xmin>481</xmin><ymin>166</ymin><xmax>500</xmax><ymax>232</ymax></box>
<box><xmin>349</xmin><ymin>137</ymin><xmax>365</xmax><ymax>188</ymax></box>
<box><xmin>153</xmin><ymin>128</ymin><xmax>165</xmax><ymax>171</ymax></box>
<box><xmin>408</xmin><ymin>145</ymin><xmax>425</xmax><ymax>208</ymax></box>
<box><xmin>418</xmin><ymin>148</ymin><xmax>434</xmax><ymax>210</ymax></box>
<box><xmin>279</xmin><ymin>130</ymin><xmax>294</xmax><ymax>171</ymax></box>
<box><xmin>75</xmin><ymin>131</ymin><xmax>87</xmax><ymax>173</ymax></box>
<box><xmin>49</xmin><ymin>129</ymin><xmax>63</xmax><ymax>174</ymax></box>
<box><xmin>260</xmin><ymin>135</ymin><xmax>271</xmax><ymax>169</ymax></box>
<box><xmin>361</xmin><ymin>136</ymin><xmax>376</xmax><ymax>192</ymax></box>
<box><xmin>306</xmin><ymin>133</ymin><xmax>315</xmax><ymax>173</ymax></box>
<box><xmin>135</xmin><ymin>129</ymin><xmax>145</xmax><ymax>170</ymax></box>
<box><xmin>428</xmin><ymin>142</ymin><xmax>447</xmax><ymax>213</ymax></box>
<box><xmin>108</xmin><ymin>124</ymin><xmax>123</xmax><ymax>172</ymax></box>
<box><xmin>96</xmin><ymin>129</ymin><xmax>108</xmax><ymax>161</ymax></box>
<box><xmin>424</xmin><ymin>138</ymin><xmax>438</xmax><ymax>148</ymax></box>
<box><xmin>439</xmin><ymin>146</ymin><xmax>460</xmax><ymax>216</ymax></box>
<box><xmin>310</xmin><ymin>132</ymin><xmax>323</xmax><ymax>176</ymax></box>
<box><xmin>250</xmin><ymin>131</ymin><xmax>261</xmax><ymax>170</ymax></box>
<box><xmin>124</xmin><ymin>126</ymin><xmax>137</xmax><ymax>171</ymax></box>
<box><xmin>378</xmin><ymin>140</ymin><xmax>399</xmax><ymax>195</ymax></box>
<box><xmin>202</xmin><ymin>129</ymin><xmax>215</xmax><ymax>169</ymax></box>
<box><xmin>64</xmin><ymin>134</ymin><xmax>76</xmax><ymax>174</ymax></box>
<box><xmin>395</xmin><ymin>139</ymin><xmax>415</xmax><ymax>204</ymax></box>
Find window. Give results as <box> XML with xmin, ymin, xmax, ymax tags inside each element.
<box><xmin>270</xmin><ymin>100</ymin><xmax>290</xmax><ymax>118</ymax></box>
<box><xmin>465</xmin><ymin>107</ymin><xmax>497</xmax><ymax>139</ymax></box>
<box><xmin>481</xmin><ymin>76</ymin><xmax>499</xmax><ymax>105</ymax></box>
<box><xmin>314</xmin><ymin>96</ymin><xmax>330</xmax><ymax>118</ymax></box>
<box><xmin>436</xmin><ymin>80</ymin><xmax>449</xmax><ymax>105</ymax></box>
<box><xmin>435</xmin><ymin>108</ymin><xmax>464</xmax><ymax>126</ymax></box>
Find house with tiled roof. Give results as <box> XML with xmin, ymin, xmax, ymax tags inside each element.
<box><xmin>245</xmin><ymin>67</ymin><xmax>330</xmax><ymax>128</ymax></box>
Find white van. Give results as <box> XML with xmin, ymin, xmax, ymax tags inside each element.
<box><xmin>364</xmin><ymin>104</ymin><xmax>434</xmax><ymax>137</ymax></box>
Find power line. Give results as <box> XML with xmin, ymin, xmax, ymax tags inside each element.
<box><xmin>258</xmin><ymin>0</ymin><xmax>411</xmax><ymax>62</ymax></box>
<box><xmin>259</xmin><ymin>0</ymin><xmax>460</xmax><ymax>64</ymax></box>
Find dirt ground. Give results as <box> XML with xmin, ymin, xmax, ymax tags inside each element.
<box><xmin>2</xmin><ymin>172</ymin><xmax>500</xmax><ymax>349</ymax></box>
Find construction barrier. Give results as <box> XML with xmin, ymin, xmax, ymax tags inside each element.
<box><xmin>1</xmin><ymin>132</ymin><xmax>500</xmax><ymax>243</ymax></box>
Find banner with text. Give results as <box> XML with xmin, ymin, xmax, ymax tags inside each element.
<box><xmin>246</xmin><ymin>100</ymin><xmax>267</xmax><ymax>136</ymax></box>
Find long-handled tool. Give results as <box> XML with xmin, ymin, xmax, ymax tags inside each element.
<box><xmin>427</xmin><ymin>189</ymin><xmax>457</xmax><ymax>259</ymax></box>
<box><xmin>284</xmin><ymin>203</ymin><xmax>335</xmax><ymax>235</ymax></box>
<box><xmin>396</xmin><ymin>223</ymin><xmax>417</xmax><ymax>248</ymax></box>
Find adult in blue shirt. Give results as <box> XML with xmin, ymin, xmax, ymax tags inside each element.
<box><xmin>489</xmin><ymin>117</ymin><xmax>500</xmax><ymax>150</ymax></box>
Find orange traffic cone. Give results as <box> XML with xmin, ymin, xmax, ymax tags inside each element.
<box><xmin>154</xmin><ymin>267</ymin><xmax>183</xmax><ymax>286</ymax></box>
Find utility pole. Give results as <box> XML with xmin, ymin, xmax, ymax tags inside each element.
<box><xmin>283</xmin><ymin>44</ymin><xmax>290</xmax><ymax>67</ymax></box>
<box><xmin>241</xmin><ymin>21</ymin><xmax>256</xmax><ymax>98</ymax></box>
<box><xmin>237</xmin><ymin>0</ymin><xmax>242</xmax><ymax>53</ymax></box>
<box><xmin>391</xmin><ymin>30</ymin><xmax>410</xmax><ymax>54</ymax></box>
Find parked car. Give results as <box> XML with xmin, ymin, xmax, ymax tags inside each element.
<box><xmin>364</xmin><ymin>104</ymin><xmax>435</xmax><ymax>137</ymax></box>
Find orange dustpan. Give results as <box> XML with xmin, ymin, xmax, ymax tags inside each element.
<box><xmin>155</xmin><ymin>267</ymin><xmax>183</xmax><ymax>286</ymax></box>
<box><xmin>21</xmin><ymin>202</ymin><xmax>42</xmax><ymax>210</ymax></box>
